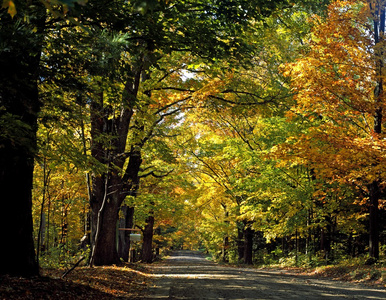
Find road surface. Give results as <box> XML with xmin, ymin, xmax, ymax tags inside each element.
<box><xmin>144</xmin><ymin>250</ymin><xmax>386</xmax><ymax>299</ymax></box>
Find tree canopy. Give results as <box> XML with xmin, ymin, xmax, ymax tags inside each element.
<box><xmin>2</xmin><ymin>0</ymin><xmax>386</xmax><ymax>277</ymax></box>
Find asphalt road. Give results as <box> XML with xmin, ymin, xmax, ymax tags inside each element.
<box><xmin>144</xmin><ymin>250</ymin><xmax>386</xmax><ymax>300</ymax></box>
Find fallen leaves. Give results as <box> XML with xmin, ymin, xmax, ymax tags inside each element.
<box><xmin>0</xmin><ymin>263</ymin><xmax>151</xmax><ymax>299</ymax></box>
<box><xmin>303</xmin><ymin>264</ymin><xmax>386</xmax><ymax>288</ymax></box>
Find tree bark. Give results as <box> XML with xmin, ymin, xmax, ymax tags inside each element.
<box><xmin>222</xmin><ymin>236</ymin><xmax>229</xmax><ymax>263</ymax></box>
<box><xmin>89</xmin><ymin>60</ymin><xmax>143</xmax><ymax>266</ymax></box>
<box><xmin>90</xmin><ymin>193</ymin><xmax>121</xmax><ymax>266</ymax></box>
<box><xmin>141</xmin><ymin>215</ymin><xmax>155</xmax><ymax>263</ymax></box>
<box><xmin>118</xmin><ymin>205</ymin><xmax>134</xmax><ymax>261</ymax></box>
<box><xmin>368</xmin><ymin>181</ymin><xmax>380</xmax><ymax>259</ymax></box>
<box><xmin>243</xmin><ymin>226</ymin><xmax>254</xmax><ymax>265</ymax></box>
<box><xmin>368</xmin><ymin>0</ymin><xmax>384</xmax><ymax>261</ymax></box>
<box><xmin>0</xmin><ymin>1</ymin><xmax>45</xmax><ymax>277</ymax></box>
<box><xmin>236</xmin><ymin>221</ymin><xmax>245</xmax><ymax>263</ymax></box>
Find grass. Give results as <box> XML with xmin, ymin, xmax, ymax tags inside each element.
<box><xmin>261</xmin><ymin>255</ymin><xmax>386</xmax><ymax>288</ymax></box>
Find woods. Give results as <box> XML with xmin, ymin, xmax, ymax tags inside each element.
<box><xmin>1</xmin><ymin>0</ymin><xmax>385</xmax><ymax>280</ymax></box>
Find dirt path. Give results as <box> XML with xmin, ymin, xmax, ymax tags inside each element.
<box><xmin>144</xmin><ymin>250</ymin><xmax>386</xmax><ymax>299</ymax></box>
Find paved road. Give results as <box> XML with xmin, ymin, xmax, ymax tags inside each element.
<box><xmin>144</xmin><ymin>250</ymin><xmax>386</xmax><ymax>300</ymax></box>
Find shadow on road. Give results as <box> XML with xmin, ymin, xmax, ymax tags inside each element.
<box><xmin>143</xmin><ymin>250</ymin><xmax>386</xmax><ymax>299</ymax></box>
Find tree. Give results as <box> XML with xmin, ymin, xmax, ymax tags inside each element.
<box><xmin>0</xmin><ymin>0</ymin><xmax>328</xmax><ymax>275</ymax></box>
<box><xmin>0</xmin><ymin>0</ymin><xmax>46</xmax><ymax>277</ymax></box>
<box><xmin>79</xmin><ymin>0</ymin><xmax>294</xmax><ymax>266</ymax></box>
<box><xmin>280</xmin><ymin>0</ymin><xmax>386</xmax><ymax>260</ymax></box>
<box><xmin>32</xmin><ymin>121</ymin><xmax>89</xmax><ymax>268</ymax></box>
<box><xmin>367</xmin><ymin>0</ymin><xmax>385</xmax><ymax>261</ymax></box>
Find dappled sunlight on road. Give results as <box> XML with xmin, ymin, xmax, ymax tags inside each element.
<box><xmin>152</xmin><ymin>273</ymin><xmax>240</xmax><ymax>279</ymax></box>
<box><xmin>143</xmin><ymin>250</ymin><xmax>386</xmax><ymax>300</ymax></box>
<box><xmin>168</xmin><ymin>255</ymin><xmax>208</xmax><ymax>261</ymax></box>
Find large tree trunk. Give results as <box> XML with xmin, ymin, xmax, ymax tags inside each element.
<box><xmin>88</xmin><ymin>61</ymin><xmax>143</xmax><ymax>266</ymax></box>
<box><xmin>90</xmin><ymin>190</ymin><xmax>121</xmax><ymax>266</ymax></box>
<box><xmin>89</xmin><ymin>149</ymin><xmax>142</xmax><ymax>266</ymax></box>
<box><xmin>0</xmin><ymin>2</ymin><xmax>45</xmax><ymax>277</ymax></box>
<box><xmin>0</xmin><ymin>140</ymin><xmax>39</xmax><ymax>276</ymax></box>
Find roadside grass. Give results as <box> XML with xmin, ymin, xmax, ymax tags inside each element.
<box><xmin>260</xmin><ymin>255</ymin><xmax>386</xmax><ymax>288</ymax></box>
<box><xmin>310</xmin><ymin>261</ymin><xmax>386</xmax><ymax>287</ymax></box>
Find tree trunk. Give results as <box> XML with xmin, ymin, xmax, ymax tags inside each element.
<box><xmin>90</xmin><ymin>192</ymin><xmax>121</xmax><ymax>266</ymax></box>
<box><xmin>222</xmin><ymin>236</ymin><xmax>229</xmax><ymax>263</ymax></box>
<box><xmin>368</xmin><ymin>0</ymin><xmax>384</xmax><ymax>261</ymax></box>
<box><xmin>320</xmin><ymin>216</ymin><xmax>332</xmax><ymax>262</ymax></box>
<box><xmin>244</xmin><ymin>226</ymin><xmax>253</xmax><ymax>265</ymax></box>
<box><xmin>118</xmin><ymin>205</ymin><xmax>134</xmax><ymax>261</ymax></box>
<box><xmin>237</xmin><ymin>221</ymin><xmax>245</xmax><ymax>263</ymax></box>
<box><xmin>89</xmin><ymin>155</ymin><xmax>141</xmax><ymax>265</ymax></box>
<box><xmin>39</xmin><ymin>213</ymin><xmax>47</xmax><ymax>253</ymax></box>
<box><xmin>368</xmin><ymin>181</ymin><xmax>380</xmax><ymax>259</ymax></box>
<box><xmin>141</xmin><ymin>215</ymin><xmax>155</xmax><ymax>263</ymax></box>
<box><xmin>0</xmin><ymin>2</ymin><xmax>45</xmax><ymax>277</ymax></box>
<box><xmin>89</xmin><ymin>62</ymin><xmax>143</xmax><ymax>266</ymax></box>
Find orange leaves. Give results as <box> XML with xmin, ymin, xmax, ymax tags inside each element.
<box><xmin>277</xmin><ymin>0</ymin><xmax>386</xmax><ymax>194</ymax></box>
<box><xmin>2</xmin><ymin>0</ymin><xmax>16</xmax><ymax>18</ymax></box>
<box><xmin>191</xmin><ymin>77</ymin><xmax>226</xmax><ymax>103</ymax></box>
<box><xmin>282</xmin><ymin>0</ymin><xmax>375</xmax><ymax>118</ymax></box>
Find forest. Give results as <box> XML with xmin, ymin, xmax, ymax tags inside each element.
<box><xmin>1</xmin><ymin>0</ymin><xmax>386</xmax><ymax>281</ymax></box>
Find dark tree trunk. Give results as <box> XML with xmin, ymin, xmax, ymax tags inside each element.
<box><xmin>222</xmin><ymin>236</ymin><xmax>229</xmax><ymax>263</ymax></box>
<box><xmin>0</xmin><ymin>141</ymin><xmax>39</xmax><ymax>276</ymax></box>
<box><xmin>141</xmin><ymin>215</ymin><xmax>155</xmax><ymax>263</ymax></box>
<box><xmin>89</xmin><ymin>91</ymin><xmax>105</xmax><ymax>249</ymax></box>
<box><xmin>368</xmin><ymin>181</ymin><xmax>380</xmax><ymax>259</ymax></box>
<box><xmin>0</xmin><ymin>2</ymin><xmax>45</xmax><ymax>277</ymax></box>
<box><xmin>236</xmin><ymin>221</ymin><xmax>245</xmax><ymax>263</ymax></box>
<box><xmin>89</xmin><ymin>149</ymin><xmax>142</xmax><ymax>266</ymax></box>
<box><xmin>281</xmin><ymin>236</ymin><xmax>287</xmax><ymax>256</ymax></box>
<box><xmin>320</xmin><ymin>216</ymin><xmax>332</xmax><ymax>262</ymax></box>
<box><xmin>320</xmin><ymin>228</ymin><xmax>330</xmax><ymax>261</ymax></box>
<box><xmin>369</xmin><ymin>0</ymin><xmax>384</xmax><ymax>261</ymax></box>
<box><xmin>89</xmin><ymin>63</ymin><xmax>143</xmax><ymax>266</ymax></box>
<box><xmin>118</xmin><ymin>205</ymin><xmax>134</xmax><ymax>261</ymax></box>
<box><xmin>90</xmin><ymin>191</ymin><xmax>121</xmax><ymax>266</ymax></box>
<box><xmin>244</xmin><ymin>226</ymin><xmax>254</xmax><ymax>265</ymax></box>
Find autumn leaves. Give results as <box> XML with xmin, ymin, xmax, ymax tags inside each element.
<box><xmin>278</xmin><ymin>0</ymin><xmax>385</xmax><ymax>259</ymax></box>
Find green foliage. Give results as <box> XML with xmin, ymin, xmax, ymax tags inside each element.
<box><xmin>39</xmin><ymin>244</ymin><xmax>90</xmax><ymax>269</ymax></box>
<box><xmin>10</xmin><ymin>0</ymin><xmax>381</xmax><ymax>271</ymax></box>
<box><xmin>0</xmin><ymin>108</ymin><xmax>35</xmax><ymax>152</ymax></box>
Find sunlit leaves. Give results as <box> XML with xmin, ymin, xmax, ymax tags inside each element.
<box><xmin>279</xmin><ymin>0</ymin><xmax>386</xmax><ymax>191</ymax></box>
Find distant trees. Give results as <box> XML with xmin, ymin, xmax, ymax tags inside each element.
<box><xmin>189</xmin><ymin>0</ymin><xmax>385</xmax><ymax>265</ymax></box>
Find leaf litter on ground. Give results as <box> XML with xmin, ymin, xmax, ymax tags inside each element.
<box><xmin>0</xmin><ymin>262</ymin><xmax>151</xmax><ymax>299</ymax></box>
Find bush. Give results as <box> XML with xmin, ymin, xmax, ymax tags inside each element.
<box><xmin>39</xmin><ymin>244</ymin><xmax>90</xmax><ymax>270</ymax></box>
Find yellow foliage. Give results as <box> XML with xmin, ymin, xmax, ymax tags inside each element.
<box><xmin>2</xmin><ymin>0</ymin><xmax>16</xmax><ymax>18</ymax></box>
<box><xmin>277</xmin><ymin>0</ymin><xmax>386</xmax><ymax>194</ymax></box>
